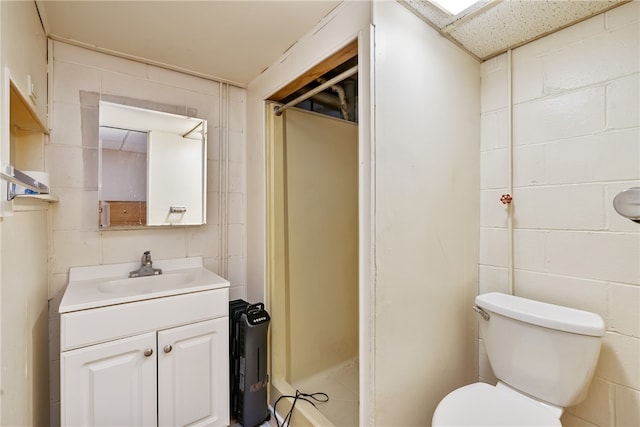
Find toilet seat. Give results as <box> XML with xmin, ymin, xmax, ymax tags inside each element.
<box><xmin>432</xmin><ymin>383</ymin><xmax>562</xmax><ymax>426</ymax></box>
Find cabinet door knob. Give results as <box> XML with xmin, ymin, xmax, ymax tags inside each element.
<box><xmin>163</xmin><ymin>344</ymin><xmax>173</xmax><ymax>353</ymax></box>
<box><xmin>143</xmin><ymin>348</ymin><xmax>154</xmax><ymax>357</ymax></box>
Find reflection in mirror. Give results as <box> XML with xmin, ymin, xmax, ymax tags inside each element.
<box><xmin>98</xmin><ymin>101</ymin><xmax>207</xmax><ymax>228</ymax></box>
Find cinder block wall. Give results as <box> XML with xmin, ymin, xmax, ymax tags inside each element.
<box><xmin>47</xmin><ymin>41</ymin><xmax>248</xmax><ymax>426</ymax></box>
<box><xmin>479</xmin><ymin>3</ymin><xmax>639</xmax><ymax>426</ymax></box>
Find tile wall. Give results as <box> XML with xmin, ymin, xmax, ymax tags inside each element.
<box><xmin>479</xmin><ymin>2</ymin><xmax>639</xmax><ymax>426</ymax></box>
<box><xmin>46</xmin><ymin>41</ymin><xmax>247</xmax><ymax>426</ymax></box>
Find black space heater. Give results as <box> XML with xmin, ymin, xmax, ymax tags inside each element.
<box><xmin>229</xmin><ymin>300</ymin><xmax>271</xmax><ymax>427</ymax></box>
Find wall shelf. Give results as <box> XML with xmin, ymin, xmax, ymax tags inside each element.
<box><xmin>14</xmin><ymin>193</ymin><xmax>58</xmax><ymax>203</ymax></box>
<box><xmin>2</xmin><ymin>80</ymin><xmax>51</xmax><ymax>214</ymax></box>
<box><xmin>12</xmin><ymin>193</ymin><xmax>59</xmax><ymax>212</ymax></box>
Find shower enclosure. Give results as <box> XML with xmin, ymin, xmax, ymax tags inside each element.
<box><xmin>267</xmin><ymin>106</ymin><xmax>359</xmax><ymax>425</ymax></box>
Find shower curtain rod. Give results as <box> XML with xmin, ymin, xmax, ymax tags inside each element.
<box><xmin>273</xmin><ymin>65</ymin><xmax>358</xmax><ymax>116</ymax></box>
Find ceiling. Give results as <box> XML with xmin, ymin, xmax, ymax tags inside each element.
<box><xmin>402</xmin><ymin>0</ymin><xmax>628</xmax><ymax>61</ymax></box>
<box><xmin>37</xmin><ymin>0</ymin><xmax>628</xmax><ymax>86</ymax></box>
<box><xmin>37</xmin><ymin>0</ymin><xmax>342</xmax><ymax>86</ymax></box>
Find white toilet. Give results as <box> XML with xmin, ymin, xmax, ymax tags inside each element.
<box><xmin>433</xmin><ymin>292</ymin><xmax>605</xmax><ymax>426</ymax></box>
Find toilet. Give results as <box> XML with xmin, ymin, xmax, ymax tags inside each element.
<box><xmin>433</xmin><ymin>292</ymin><xmax>605</xmax><ymax>426</ymax></box>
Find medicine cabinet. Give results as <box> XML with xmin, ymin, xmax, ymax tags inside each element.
<box><xmin>0</xmin><ymin>0</ymin><xmax>53</xmax><ymax>212</ymax></box>
<box><xmin>98</xmin><ymin>101</ymin><xmax>207</xmax><ymax>228</ymax></box>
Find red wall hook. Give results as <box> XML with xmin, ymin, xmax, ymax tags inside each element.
<box><xmin>500</xmin><ymin>194</ymin><xmax>513</xmax><ymax>205</ymax></box>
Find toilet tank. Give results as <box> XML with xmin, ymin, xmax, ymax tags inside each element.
<box><xmin>476</xmin><ymin>292</ymin><xmax>605</xmax><ymax>408</ymax></box>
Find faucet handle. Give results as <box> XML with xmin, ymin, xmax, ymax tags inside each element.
<box><xmin>142</xmin><ymin>251</ymin><xmax>152</xmax><ymax>265</ymax></box>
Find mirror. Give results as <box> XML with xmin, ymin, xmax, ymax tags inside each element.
<box><xmin>98</xmin><ymin>101</ymin><xmax>207</xmax><ymax>228</ymax></box>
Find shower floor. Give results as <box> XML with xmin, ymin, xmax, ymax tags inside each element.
<box><xmin>290</xmin><ymin>358</ymin><xmax>359</xmax><ymax>426</ymax></box>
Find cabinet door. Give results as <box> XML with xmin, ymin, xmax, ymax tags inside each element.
<box><xmin>61</xmin><ymin>332</ymin><xmax>157</xmax><ymax>427</ymax></box>
<box><xmin>3</xmin><ymin>0</ymin><xmax>48</xmax><ymax>125</ymax></box>
<box><xmin>158</xmin><ymin>317</ymin><xmax>229</xmax><ymax>427</ymax></box>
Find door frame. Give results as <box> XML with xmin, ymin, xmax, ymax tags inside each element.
<box><xmin>264</xmin><ymin>29</ymin><xmax>374</xmax><ymax>425</ymax></box>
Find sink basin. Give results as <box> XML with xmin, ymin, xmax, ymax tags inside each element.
<box><xmin>59</xmin><ymin>256</ymin><xmax>229</xmax><ymax>313</ymax></box>
<box><xmin>97</xmin><ymin>271</ymin><xmax>195</xmax><ymax>295</ymax></box>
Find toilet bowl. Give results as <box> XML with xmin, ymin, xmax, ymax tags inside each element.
<box><xmin>432</xmin><ymin>292</ymin><xmax>605</xmax><ymax>426</ymax></box>
<box><xmin>433</xmin><ymin>383</ymin><xmax>561</xmax><ymax>426</ymax></box>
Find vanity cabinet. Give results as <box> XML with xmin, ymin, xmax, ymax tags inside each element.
<box><xmin>60</xmin><ymin>286</ymin><xmax>230</xmax><ymax>427</ymax></box>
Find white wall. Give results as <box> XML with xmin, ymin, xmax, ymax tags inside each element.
<box><xmin>1</xmin><ymin>207</ymin><xmax>49</xmax><ymax>427</ymax></box>
<box><xmin>371</xmin><ymin>2</ymin><xmax>480</xmax><ymax>424</ymax></box>
<box><xmin>479</xmin><ymin>3</ymin><xmax>639</xmax><ymax>426</ymax></box>
<box><xmin>46</xmin><ymin>41</ymin><xmax>247</xmax><ymax>425</ymax></box>
<box><xmin>0</xmin><ymin>3</ymin><xmax>50</xmax><ymax>424</ymax></box>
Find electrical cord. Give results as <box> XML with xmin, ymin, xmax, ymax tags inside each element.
<box><xmin>273</xmin><ymin>389</ymin><xmax>329</xmax><ymax>427</ymax></box>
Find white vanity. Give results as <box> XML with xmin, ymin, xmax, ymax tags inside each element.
<box><xmin>59</xmin><ymin>256</ymin><xmax>230</xmax><ymax>427</ymax></box>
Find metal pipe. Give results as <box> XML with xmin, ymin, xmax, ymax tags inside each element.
<box><xmin>317</xmin><ymin>77</ymin><xmax>350</xmax><ymax>120</ymax></box>
<box><xmin>330</xmin><ymin>82</ymin><xmax>350</xmax><ymax>121</ymax></box>
<box><xmin>343</xmin><ymin>79</ymin><xmax>357</xmax><ymax>122</ymax></box>
<box><xmin>310</xmin><ymin>92</ymin><xmax>342</xmax><ymax>109</ymax></box>
<box><xmin>507</xmin><ymin>49</ymin><xmax>514</xmax><ymax>296</ymax></box>
<box><xmin>273</xmin><ymin>65</ymin><xmax>358</xmax><ymax>116</ymax></box>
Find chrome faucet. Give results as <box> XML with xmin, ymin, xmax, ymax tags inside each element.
<box><xmin>129</xmin><ymin>251</ymin><xmax>163</xmax><ymax>278</ymax></box>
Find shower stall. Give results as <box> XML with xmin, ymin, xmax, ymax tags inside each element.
<box><xmin>267</xmin><ymin>106</ymin><xmax>359</xmax><ymax>426</ymax></box>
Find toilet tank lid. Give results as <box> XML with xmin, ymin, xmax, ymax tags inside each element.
<box><xmin>476</xmin><ymin>293</ymin><xmax>605</xmax><ymax>337</ymax></box>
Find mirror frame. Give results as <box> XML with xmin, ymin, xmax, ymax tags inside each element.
<box><xmin>81</xmin><ymin>93</ymin><xmax>207</xmax><ymax>229</ymax></box>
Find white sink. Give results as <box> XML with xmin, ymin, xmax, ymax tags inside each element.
<box><xmin>97</xmin><ymin>271</ymin><xmax>195</xmax><ymax>295</ymax></box>
<box><xmin>60</xmin><ymin>256</ymin><xmax>229</xmax><ymax>313</ymax></box>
